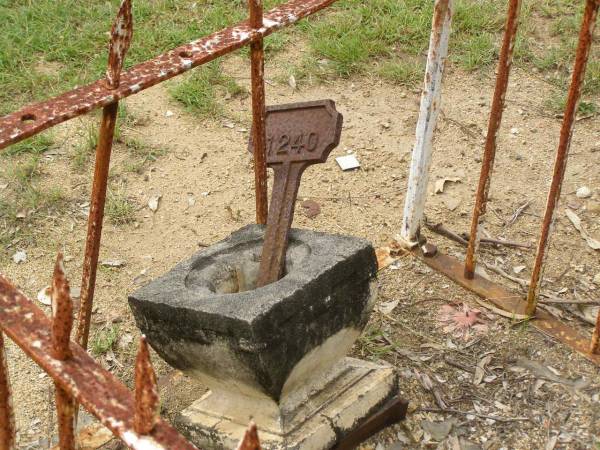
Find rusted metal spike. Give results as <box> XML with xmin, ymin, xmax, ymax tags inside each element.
<box><xmin>107</xmin><ymin>0</ymin><xmax>134</xmax><ymax>89</ymax></box>
<box><xmin>525</xmin><ymin>0</ymin><xmax>599</xmax><ymax>316</ymax></box>
<box><xmin>134</xmin><ymin>336</ymin><xmax>159</xmax><ymax>435</ymax></box>
<box><xmin>50</xmin><ymin>253</ymin><xmax>76</xmax><ymax>450</ymax></box>
<box><xmin>249</xmin><ymin>100</ymin><xmax>343</xmax><ymax>287</ymax></box>
<box><xmin>0</xmin><ymin>333</ymin><xmax>16</xmax><ymax>450</ymax></box>
<box><xmin>591</xmin><ymin>310</ymin><xmax>600</xmax><ymax>354</ymax></box>
<box><xmin>464</xmin><ymin>0</ymin><xmax>521</xmax><ymax>279</ymax></box>
<box><xmin>51</xmin><ymin>252</ymin><xmax>73</xmax><ymax>361</ymax></box>
<box><xmin>236</xmin><ymin>422</ymin><xmax>261</xmax><ymax>450</ymax></box>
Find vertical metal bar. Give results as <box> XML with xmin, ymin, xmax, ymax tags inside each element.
<box><xmin>249</xmin><ymin>0</ymin><xmax>269</xmax><ymax>225</ymax></box>
<box><xmin>133</xmin><ymin>336</ymin><xmax>159</xmax><ymax>435</ymax></box>
<box><xmin>591</xmin><ymin>309</ymin><xmax>600</xmax><ymax>354</ymax></box>
<box><xmin>51</xmin><ymin>253</ymin><xmax>76</xmax><ymax>450</ymax></box>
<box><xmin>400</xmin><ymin>0</ymin><xmax>453</xmax><ymax>244</ymax></box>
<box><xmin>464</xmin><ymin>0</ymin><xmax>522</xmax><ymax>279</ymax></box>
<box><xmin>76</xmin><ymin>0</ymin><xmax>133</xmax><ymax>349</ymax></box>
<box><xmin>0</xmin><ymin>333</ymin><xmax>15</xmax><ymax>450</ymax></box>
<box><xmin>526</xmin><ymin>0</ymin><xmax>598</xmax><ymax>316</ymax></box>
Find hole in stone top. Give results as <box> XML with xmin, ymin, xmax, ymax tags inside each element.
<box><xmin>21</xmin><ymin>113</ymin><xmax>36</xmax><ymax>123</ymax></box>
<box><xmin>179</xmin><ymin>50</ymin><xmax>193</xmax><ymax>58</ymax></box>
<box><xmin>185</xmin><ymin>238</ymin><xmax>311</xmax><ymax>294</ymax></box>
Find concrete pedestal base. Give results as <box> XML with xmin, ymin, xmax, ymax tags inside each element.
<box><xmin>175</xmin><ymin>358</ymin><xmax>398</xmax><ymax>450</ymax></box>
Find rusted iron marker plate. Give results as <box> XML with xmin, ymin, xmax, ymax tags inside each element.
<box><xmin>0</xmin><ymin>274</ymin><xmax>198</xmax><ymax>450</ymax></box>
<box><xmin>409</xmin><ymin>248</ymin><xmax>600</xmax><ymax>366</ymax></box>
<box><xmin>0</xmin><ymin>0</ymin><xmax>341</xmax><ymax>151</ymax></box>
<box><xmin>249</xmin><ymin>100</ymin><xmax>343</xmax><ymax>286</ymax></box>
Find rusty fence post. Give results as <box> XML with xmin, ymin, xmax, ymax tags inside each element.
<box><xmin>76</xmin><ymin>0</ymin><xmax>133</xmax><ymax>350</ymax></box>
<box><xmin>51</xmin><ymin>253</ymin><xmax>76</xmax><ymax>450</ymax></box>
<box><xmin>464</xmin><ymin>0</ymin><xmax>522</xmax><ymax>279</ymax></box>
<box><xmin>0</xmin><ymin>333</ymin><xmax>15</xmax><ymax>450</ymax></box>
<box><xmin>525</xmin><ymin>0</ymin><xmax>599</xmax><ymax>316</ymax></box>
<box><xmin>400</xmin><ymin>0</ymin><xmax>453</xmax><ymax>245</ymax></box>
<box><xmin>249</xmin><ymin>0</ymin><xmax>269</xmax><ymax>225</ymax></box>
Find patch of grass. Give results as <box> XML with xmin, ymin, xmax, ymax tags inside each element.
<box><xmin>72</xmin><ymin>124</ymin><xmax>99</xmax><ymax>170</ymax></box>
<box><xmin>544</xmin><ymin>92</ymin><xmax>597</xmax><ymax>116</ymax></box>
<box><xmin>0</xmin><ymin>155</ymin><xmax>66</xmax><ymax>259</ymax></box>
<box><xmin>3</xmin><ymin>132</ymin><xmax>54</xmax><ymax>157</ymax></box>
<box><xmin>105</xmin><ymin>190</ymin><xmax>136</xmax><ymax>225</ymax></box>
<box><xmin>356</xmin><ymin>325</ymin><xmax>395</xmax><ymax>360</ymax></box>
<box><xmin>91</xmin><ymin>325</ymin><xmax>119</xmax><ymax>356</ymax></box>
<box><xmin>378</xmin><ymin>59</ymin><xmax>423</xmax><ymax>86</ymax></box>
<box><xmin>123</xmin><ymin>139</ymin><xmax>166</xmax><ymax>174</ymax></box>
<box><xmin>170</xmin><ymin>61</ymin><xmax>246</xmax><ymax>117</ymax></box>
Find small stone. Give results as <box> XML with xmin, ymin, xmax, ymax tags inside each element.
<box><xmin>576</xmin><ymin>186</ymin><xmax>592</xmax><ymax>198</ymax></box>
<box><xmin>510</xmin><ymin>127</ymin><xmax>519</xmax><ymax>135</ymax></box>
<box><xmin>421</xmin><ymin>243</ymin><xmax>437</xmax><ymax>257</ymax></box>
<box><xmin>12</xmin><ymin>250</ymin><xmax>27</xmax><ymax>264</ymax></box>
<box><xmin>165</xmin><ymin>110</ymin><xmax>174</xmax><ymax>118</ymax></box>
<box><xmin>593</xmin><ymin>273</ymin><xmax>600</xmax><ymax>285</ymax></box>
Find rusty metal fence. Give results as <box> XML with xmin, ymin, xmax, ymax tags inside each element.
<box><xmin>0</xmin><ymin>0</ymin><xmax>341</xmax><ymax>448</ymax></box>
<box><xmin>401</xmin><ymin>0</ymin><xmax>600</xmax><ymax>362</ymax></box>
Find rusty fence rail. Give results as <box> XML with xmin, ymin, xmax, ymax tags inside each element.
<box><xmin>0</xmin><ymin>0</ymin><xmax>340</xmax><ymax>448</ymax></box>
<box><xmin>401</xmin><ymin>0</ymin><xmax>600</xmax><ymax>359</ymax></box>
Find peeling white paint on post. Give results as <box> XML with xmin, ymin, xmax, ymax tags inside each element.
<box><xmin>400</xmin><ymin>0</ymin><xmax>453</xmax><ymax>245</ymax></box>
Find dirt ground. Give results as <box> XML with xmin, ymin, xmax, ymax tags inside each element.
<box><xmin>1</xmin><ymin>45</ymin><xmax>599</xmax><ymax>449</ymax></box>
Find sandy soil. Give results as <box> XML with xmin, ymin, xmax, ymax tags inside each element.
<box><xmin>1</xmin><ymin>47</ymin><xmax>599</xmax><ymax>449</ymax></box>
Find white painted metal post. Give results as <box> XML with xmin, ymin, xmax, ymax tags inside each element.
<box><xmin>400</xmin><ymin>0</ymin><xmax>453</xmax><ymax>245</ymax></box>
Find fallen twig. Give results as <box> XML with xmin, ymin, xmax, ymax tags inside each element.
<box><xmin>424</xmin><ymin>220</ymin><xmax>468</xmax><ymax>246</ymax></box>
<box><xmin>419</xmin><ymin>407</ymin><xmax>530</xmax><ymax>423</ymax></box>
<box><xmin>424</xmin><ymin>219</ymin><xmax>530</xmax><ymax>249</ymax></box>
<box><xmin>484</xmin><ymin>263</ymin><xmax>529</xmax><ymax>289</ymax></box>
<box><xmin>443</xmin><ymin>356</ymin><xmax>475</xmax><ymax>373</ymax></box>
<box><xmin>508</xmin><ymin>201</ymin><xmax>530</xmax><ymax>226</ymax></box>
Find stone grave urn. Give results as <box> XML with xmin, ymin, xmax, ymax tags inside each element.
<box><xmin>129</xmin><ymin>225</ymin><xmax>399</xmax><ymax>449</ymax></box>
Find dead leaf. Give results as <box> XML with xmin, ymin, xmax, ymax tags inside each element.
<box><xmin>577</xmin><ymin>304</ymin><xmax>599</xmax><ymax>325</ymax></box>
<box><xmin>148</xmin><ymin>195</ymin><xmax>161</xmax><ymax>212</ymax></box>
<box><xmin>565</xmin><ymin>208</ymin><xmax>600</xmax><ymax>250</ymax></box>
<box><xmin>443</xmin><ymin>196</ymin><xmax>461</xmax><ymax>211</ymax></box>
<box><xmin>100</xmin><ymin>259</ymin><xmax>126</xmax><ymax>268</ymax></box>
<box><xmin>421</xmin><ymin>418</ymin><xmax>456</xmax><ymax>441</ymax></box>
<box><xmin>301</xmin><ymin>199</ymin><xmax>320</xmax><ymax>218</ymax></box>
<box><xmin>37</xmin><ymin>286</ymin><xmax>52</xmax><ymax>306</ymax></box>
<box><xmin>513</xmin><ymin>265</ymin><xmax>526</xmax><ymax>274</ymax></box>
<box><xmin>473</xmin><ymin>297</ymin><xmax>529</xmax><ymax>320</ymax></box>
<box><xmin>288</xmin><ymin>74</ymin><xmax>297</xmax><ymax>90</ymax></box>
<box><xmin>516</xmin><ymin>357</ymin><xmax>590</xmax><ymax>390</ymax></box>
<box><xmin>473</xmin><ymin>355</ymin><xmax>492</xmax><ymax>385</ymax></box>
<box><xmin>377</xmin><ymin>299</ymin><xmax>400</xmax><ymax>315</ymax></box>
<box><xmin>434</xmin><ymin>177</ymin><xmax>461</xmax><ymax>194</ymax></box>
